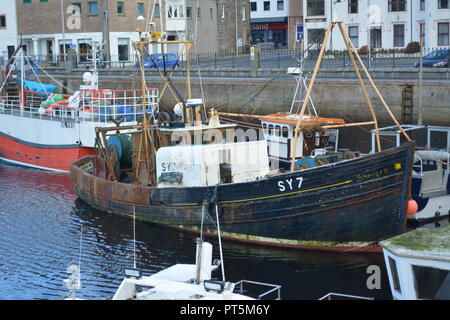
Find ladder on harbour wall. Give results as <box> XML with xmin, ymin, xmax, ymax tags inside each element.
<box><xmin>401</xmin><ymin>86</ymin><xmax>413</xmax><ymax>124</ymax></box>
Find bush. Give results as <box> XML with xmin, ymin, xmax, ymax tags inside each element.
<box><xmin>358</xmin><ymin>45</ymin><xmax>375</xmax><ymax>54</ymax></box>
<box><xmin>405</xmin><ymin>42</ymin><xmax>421</xmax><ymax>53</ymax></box>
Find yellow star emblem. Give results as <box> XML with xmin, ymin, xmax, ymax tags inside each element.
<box><xmin>394</xmin><ymin>162</ymin><xmax>402</xmax><ymax>170</ymax></box>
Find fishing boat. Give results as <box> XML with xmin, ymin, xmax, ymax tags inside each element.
<box><xmin>371</xmin><ymin>125</ymin><xmax>450</xmax><ymax>223</ymax></box>
<box><xmin>0</xmin><ymin>44</ymin><xmax>150</xmax><ymax>172</ymax></box>
<box><xmin>70</xmin><ymin>22</ymin><xmax>416</xmax><ymax>252</ymax></box>
<box><xmin>380</xmin><ymin>225</ymin><xmax>450</xmax><ymax>300</ymax></box>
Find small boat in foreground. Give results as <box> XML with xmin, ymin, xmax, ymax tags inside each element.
<box><xmin>380</xmin><ymin>225</ymin><xmax>450</xmax><ymax>300</ymax></box>
<box><xmin>113</xmin><ymin>238</ymin><xmax>281</xmax><ymax>300</ymax></box>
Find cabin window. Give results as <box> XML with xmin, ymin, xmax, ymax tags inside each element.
<box><xmin>412</xmin><ymin>265</ymin><xmax>450</xmax><ymax>300</ymax></box>
<box><xmin>268</xmin><ymin>125</ymin><xmax>274</xmax><ymax>136</ymax></box>
<box><xmin>388</xmin><ymin>257</ymin><xmax>402</xmax><ymax>293</ymax></box>
<box><xmin>262</xmin><ymin>123</ymin><xmax>268</xmax><ymax>134</ymax></box>
<box><xmin>275</xmin><ymin>126</ymin><xmax>281</xmax><ymax>137</ymax></box>
<box><xmin>282</xmin><ymin>126</ymin><xmax>289</xmax><ymax>138</ymax></box>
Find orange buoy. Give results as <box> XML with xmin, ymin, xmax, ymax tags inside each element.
<box><xmin>407</xmin><ymin>199</ymin><xmax>418</xmax><ymax>215</ymax></box>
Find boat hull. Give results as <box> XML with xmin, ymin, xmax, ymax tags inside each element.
<box><xmin>71</xmin><ymin>142</ymin><xmax>414</xmax><ymax>252</ymax></box>
<box><xmin>0</xmin><ymin>131</ymin><xmax>94</xmax><ymax>172</ymax></box>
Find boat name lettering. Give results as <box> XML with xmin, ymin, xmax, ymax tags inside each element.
<box><xmin>277</xmin><ymin>177</ymin><xmax>303</xmax><ymax>192</ymax></box>
<box><xmin>161</xmin><ymin>162</ymin><xmax>178</xmax><ymax>172</ymax></box>
<box><xmin>61</xmin><ymin>121</ymin><xmax>75</xmax><ymax>129</ymax></box>
<box><xmin>357</xmin><ymin>168</ymin><xmax>389</xmax><ymax>182</ymax></box>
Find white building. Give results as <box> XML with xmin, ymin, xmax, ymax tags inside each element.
<box><xmin>303</xmin><ymin>0</ymin><xmax>450</xmax><ymax>51</ymax></box>
<box><xmin>0</xmin><ymin>0</ymin><xmax>18</xmax><ymax>59</ymax></box>
<box><xmin>250</xmin><ymin>0</ymin><xmax>290</xmax><ymax>49</ymax></box>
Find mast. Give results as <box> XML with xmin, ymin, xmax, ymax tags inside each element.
<box><xmin>289</xmin><ymin>21</ymin><xmax>411</xmax><ymax>172</ymax></box>
<box><xmin>20</xmin><ymin>44</ymin><xmax>25</xmax><ymax>115</ymax></box>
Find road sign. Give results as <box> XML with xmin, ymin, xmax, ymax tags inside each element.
<box><xmin>296</xmin><ymin>24</ymin><xmax>304</xmax><ymax>42</ymax></box>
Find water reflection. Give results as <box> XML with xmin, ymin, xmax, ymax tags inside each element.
<box><xmin>0</xmin><ymin>163</ymin><xmax>397</xmax><ymax>300</ymax></box>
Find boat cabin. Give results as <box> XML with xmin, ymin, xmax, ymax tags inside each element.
<box><xmin>259</xmin><ymin>113</ymin><xmax>345</xmax><ymax>169</ymax></box>
<box><xmin>156</xmin><ymin>141</ymin><xmax>270</xmax><ymax>187</ymax></box>
<box><xmin>380</xmin><ymin>225</ymin><xmax>450</xmax><ymax>300</ymax></box>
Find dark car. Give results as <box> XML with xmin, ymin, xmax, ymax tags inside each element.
<box><xmin>136</xmin><ymin>53</ymin><xmax>180</xmax><ymax>70</ymax></box>
<box><xmin>415</xmin><ymin>49</ymin><xmax>450</xmax><ymax>68</ymax></box>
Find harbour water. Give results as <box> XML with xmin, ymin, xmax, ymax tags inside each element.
<box><xmin>1</xmin><ymin>161</ymin><xmax>446</xmax><ymax>300</ymax></box>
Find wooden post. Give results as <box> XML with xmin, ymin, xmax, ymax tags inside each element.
<box><xmin>338</xmin><ymin>25</ymin><xmax>411</xmax><ymax>142</ymax></box>
<box><xmin>337</xmin><ymin>22</ymin><xmax>382</xmax><ymax>153</ymax></box>
<box><xmin>290</xmin><ymin>23</ymin><xmax>335</xmax><ymax>171</ymax></box>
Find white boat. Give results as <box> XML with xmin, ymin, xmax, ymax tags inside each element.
<box><xmin>112</xmin><ymin>238</ymin><xmax>281</xmax><ymax>300</ymax></box>
<box><xmin>371</xmin><ymin>125</ymin><xmax>450</xmax><ymax>222</ymax></box>
<box><xmin>380</xmin><ymin>225</ymin><xmax>450</xmax><ymax>300</ymax></box>
<box><xmin>0</xmin><ymin>45</ymin><xmax>155</xmax><ymax>172</ymax></box>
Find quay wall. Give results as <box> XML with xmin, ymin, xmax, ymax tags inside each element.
<box><xmin>50</xmin><ymin>72</ymin><xmax>450</xmax><ymax>127</ymax></box>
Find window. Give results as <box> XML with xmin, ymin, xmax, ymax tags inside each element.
<box><xmin>72</xmin><ymin>2</ymin><xmax>82</xmax><ymax>14</ymax></box>
<box><xmin>118</xmin><ymin>38</ymin><xmax>129</xmax><ymax>61</ymax></box>
<box><xmin>388</xmin><ymin>0</ymin><xmax>407</xmax><ymax>12</ymax></box>
<box><xmin>40</xmin><ymin>0</ymin><xmax>48</xmax><ymax>2</ymax></box>
<box><xmin>242</xmin><ymin>5</ymin><xmax>246</xmax><ymax>21</ymax></box>
<box><xmin>277</xmin><ymin>0</ymin><xmax>284</xmax><ymax>11</ymax></box>
<box><xmin>197</xmin><ymin>7</ymin><xmax>201</xmax><ymax>20</ymax></box>
<box><xmin>348</xmin><ymin>0</ymin><xmax>358</xmax><ymax>14</ymax></box>
<box><xmin>308</xmin><ymin>28</ymin><xmax>325</xmax><ymax>45</ymax></box>
<box><xmin>251</xmin><ymin>2</ymin><xmax>257</xmax><ymax>11</ymax></box>
<box><xmin>137</xmin><ymin>3</ymin><xmax>144</xmax><ymax>17</ymax></box>
<box><xmin>154</xmin><ymin>3</ymin><xmax>160</xmax><ymax>17</ymax></box>
<box><xmin>0</xmin><ymin>16</ymin><xmax>5</xmax><ymax>28</ymax></box>
<box><xmin>88</xmin><ymin>1</ymin><xmax>98</xmax><ymax>16</ymax></box>
<box><xmin>264</xmin><ymin>1</ymin><xmax>270</xmax><ymax>11</ymax></box>
<box><xmin>307</xmin><ymin>0</ymin><xmax>325</xmax><ymax>16</ymax></box>
<box><xmin>210</xmin><ymin>8</ymin><xmax>214</xmax><ymax>20</ymax></box>
<box><xmin>371</xmin><ymin>27</ymin><xmax>382</xmax><ymax>48</ymax></box>
<box><xmin>117</xmin><ymin>1</ymin><xmax>124</xmax><ymax>16</ymax></box>
<box><xmin>413</xmin><ymin>265</ymin><xmax>450</xmax><ymax>299</ymax></box>
<box><xmin>388</xmin><ymin>257</ymin><xmax>402</xmax><ymax>293</ymax></box>
<box><xmin>23</xmin><ymin>0</ymin><xmax>31</xmax><ymax>3</ymax></box>
<box><xmin>439</xmin><ymin>0</ymin><xmax>449</xmax><ymax>9</ymax></box>
<box><xmin>438</xmin><ymin>22</ymin><xmax>450</xmax><ymax>46</ymax></box>
<box><xmin>348</xmin><ymin>26</ymin><xmax>359</xmax><ymax>48</ymax></box>
<box><xmin>393</xmin><ymin>24</ymin><xmax>405</xmax><ymax>47</ymax></box>
<box><xmin>282</xmin><ymin>127</ymin><xmax>288</xmax><ymax>138</ymax></box>
<box><xmin>420</xmin><ymin>0</ymin><xmax>425</xmax><ymax>10</ymax></box>
<box><xmin>268</xmin><ymin>125</ymin><xmax>274</xmax><ymax>136</ymax></box>
<box><xmin>187</xmin><ymin>7</ymin><xmax>192</xmax><ymax>19</ymax></box>
<box><xmin>275</xmin><ymin>126</ymin><xmax>281</xmax><ymax>137</ymax></box>
<box><xmin>221</xmin><ymin>3</ymin><xmax>225</xmax><ymax>19</ymax></box>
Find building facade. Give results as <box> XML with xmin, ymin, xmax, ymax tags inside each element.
<box><xmin>250</xmin><ymin>0</ymin><xmax>290</xmax><ymax>49</ymax></box>
<box><xmin>15</xmin><ymin>0</ymin><xmax>164</xmax><ymax>62</ymax></box>
<box><xmin>0</xmin><ymin>0</ymin><xmax>18</xmax><ymax>59</ymax></box>
<box><xmin>217</xmin><ymin>0</ymin><xmax>251</xmax><ymax>53</ymax></box>
<box><xmin>303</xmin><ymin>0</ymin><xmax>450</xmax><ymax>51</ymax></box>
<box><xmin>164</xmin><ymin>0</ymin><xmax>219</xmax><ymax>55</ymax></box>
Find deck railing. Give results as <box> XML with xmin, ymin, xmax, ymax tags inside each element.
<box><xmin>0</xmin><ymin>88</ymin><xmax>159</xmax><ymax>123</ymax></box>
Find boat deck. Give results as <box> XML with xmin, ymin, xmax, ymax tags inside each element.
<box><xmin>380</xmin><ymin>225</ymin><xmax>450</xmax><ymax>262</ymax></box>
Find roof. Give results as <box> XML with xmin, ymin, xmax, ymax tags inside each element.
<box><xmin>258</xmin><ymin>113</ymin><xmax>345</xmax><ymax>127</ymax></box>
<box><xmin>380</xmin><ymin>225</ymin><xmax>450</xmax><ymax>263</ymax></box>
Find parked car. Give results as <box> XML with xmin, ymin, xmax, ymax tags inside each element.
<box><xmin>415</xmin><ymin>49</ymin><xmax>450</xmax><ymax>68</ymax></box>
<box><xmin>136</xmin><ymin>53</ymin><xmax>180</xmax><ymax>70</ymax></box>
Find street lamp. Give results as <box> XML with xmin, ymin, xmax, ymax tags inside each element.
<box><xmin>136</xmin><ymin>15</ymin><xmax>145</xmax><ymax>41</ymax></box>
